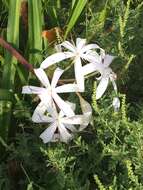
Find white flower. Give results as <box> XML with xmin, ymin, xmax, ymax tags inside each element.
<box><xmin>22</xmin><ymin>67</ymin><xmax>80</xmax><ymax>117</ymax></box>
<box><xmin>83</xmin><ymin>54</ymin><xmax>117</xmax><ymax>100</ymax></box>
<box><xmin>96</xmin><ymin>54</ymin><xmax>117</xmax><ymax>100</ymax></box>
<box><xmin>40</xmin><ymin>38</ymin><xmax>104</xmax><ymax>91</ymax></box>
<box><xmin>32</xmin><ymin>100</ymin><xmax>92</xmax><ymax>143</ymax></box>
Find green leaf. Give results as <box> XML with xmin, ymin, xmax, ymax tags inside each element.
<box><xmin>28</xmin><ymin>0</ymin><xmax>43</xmax><ymax>65</ymax></box>
<box><xmin>0</xmin><ymin>0</ymin><xmax>21</xmax><ymax>144</ymax></box>
<box><xmin>64</xmin><ymin>0</ymin><xmax>88</xmax><ymax>39</ymax></box>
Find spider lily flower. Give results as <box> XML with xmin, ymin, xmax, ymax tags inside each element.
<box><xmin>22</xmin><ymin>67</ymin><xmax>80</xmax><ymax>117</ymax></box>
<box><xmin>40</xmin><ymin>38</ymin><xmax>104</xmax><ymax>91</ymax></box>
<box><xmin>95</xmin><ymin>54</ymin><xmax>118</xmax><ymax>100</ymax></box>
<box><xmin>32</xmin><ymin>100</ymin><xmax>92</xmax><ymax>143</ymax></box>
<box><xmin>82</xmin><ymin>54</ymin><xmax>117</xmax><ymax>100</ymax></box>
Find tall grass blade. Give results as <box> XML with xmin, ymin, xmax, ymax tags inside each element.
<box><xmin>0</xmin><ymin>0</ymin><xmax>21</xmax><ymax>145</ymax></box>
<box><xmin>64</xmin><ymin>0</ymin><xmax>88</xmax><ymax>39</ymax></box>
<box><xmin>28</xmin><ymin>0</ymin><xmax>42</xmax><ymax>66</ymax></box>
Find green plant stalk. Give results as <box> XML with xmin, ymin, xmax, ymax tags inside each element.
<box><xmin>28</xmin><ymin>0</ymin><xmax>43</xmax><ymax>66</ymax></box>
<box><xmin>0</xmin><ymin>0</ymin><xmax>21</xmax><ymax>144</ymax></box>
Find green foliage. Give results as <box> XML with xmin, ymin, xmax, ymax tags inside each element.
<box><xmin>0</xmin><ymin>0</ymin><xmax>21</xmax><ymax>144</ymax></box>
<box><xmin>0</xmin><ymin>0</ymin><xmax>143</xmax><ymax>189</ymax></box>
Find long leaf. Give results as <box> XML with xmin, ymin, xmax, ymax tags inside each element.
<box><xmin>64</xmin><ymin>0</ymin><xmax>88</xmax><ymax>39</ymax></box>
<box><xmin>0</xmin><ymin>0</ymin><xmax>21</xmax><ymax>144</ymax></box>
<box><xmin>28</xmin><ymin>0</ymin><xmax>43</xmax><ymax>65</ymax></box>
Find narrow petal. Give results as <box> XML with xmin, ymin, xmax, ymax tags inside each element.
<box><xmin>76</xmin><ymin>38</ymin><xmax>86</xmax><ymax>50</ymax></box>
<box><xmin>40</xmin><ymin>52</ymin><xmax>73</xmax><ymax>69</ymax></box>
<box><xmin>74</xmin><ymin>57</ymin><xmax>84</xmax><ymax>91</ymax></box>
<box><xmin>56</xmin><ymin>84</ymin><xmax>80</xmax><ymax>93</ymax></box>
<box><xmin>77</xmin><ymin>94</ymin><xmax>92</xmax><ymax>116</ymax></box>
<box><xmin>82</xmin><ymin>51</ymin><xmax>101</xmax><ymax>62</ymax></box>
<box><xmin>59</xmin><ymin>101</ymin><xmax>76</xmax><ymax>118</ymax></box>
<box><xmin>79</xmin><ymin>119</ymin><xmax>90</xmax><ymax>131</ymax></box>
<box><xmin>40</xmin><ymin>122</ymin><xmax>57</xmax><ymax>143</ymax></box>
<box><xmin>62</xmin><ymin>115</ymin><xmax>87</xmax><ymax>125</ymax></box>
<box><xmin>32</xmin><ymin>102</ymin><xmax>54</xmax><ymax>123</ymax></box>
<box><xmin>82</xmin><ymin>62</ymin><xmax>101</xmax><ymax>76</ymax></box>
<box><xmin>65</xmin><ymin>124</ymin><xmax>77</xmax><ymax>132</ymax></box>
<box><xmin>46</xmin><ymin>101</ymin><xmax>58</xmax><ymax>118</ymax></box>
<box><xmin>52</xmin><ymin>92</ymin><xmax>75</xmax><ymax>117</ymax></box>
<box><xmin>22</xmin><ymin>86</ymin><xmax>45</xmax><ymax>94</ymax></box>
<box><xmin>38</xmin><ymin>92</ymin><xmax>52</xmax><ymax>105</ymax></box>
<box><xmin>110</xmin><ymin>77</ymin><xmax>117</xmax><ymax>94</ymax></box>
<box><xmin>58</xmin><ymin>123</ymin><xmax>72</xmax><ymax>143</ymax></box>
<box><xmin>103</xmin><ymin>54</ymin><xmax>115</xmax><ymax>67</ymax></box>
<box><xmin>34</xmin><ymin>68</ymin><xmax>50</xmax><ymax>88</ymax></box>
<box><xmin>51</xmin><ymin>67</ymin><xmax>64</xmax><ymax>88</ymax></box>
<box><xmin>66</xmin><ymin>101</ymin><xmax>76</xmax><ymax>111</ymax></box>
<box><xmin>81</xmin><ymin>44</ymin><xmax>102</xmax><ymax>53</ymax></box>
<box><xmin>112</xmin><ymin>97</ymin><xmax>120</xmax><ymax>112</ymax></box>
<box><xmin>77</xmin><ymin>95</ymin><xmax>92</xmax><ymax>131</ymax></box>
<box><xmin>60</xmin><ymin>41</ymin><xmax>76</xmax><ymax>52</ymax></box>
<box><xmin>96</xmin><ymin>77</ymin><xmax>109</xmax><ymax>99</ymax></box>
<box><xmin>40</xmin><ymin>99</ymin><xmax>58</xmax><ymax>119</ymax></box>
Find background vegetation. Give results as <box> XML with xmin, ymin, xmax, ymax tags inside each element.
<box><xmin>0</xmin><ymin>0</ymin><xmax>143</xmax><ymax>189</ymax></box>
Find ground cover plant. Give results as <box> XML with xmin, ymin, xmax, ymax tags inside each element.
<box><xmin>0</xmin><ymin>0</ymin><xmax>143</xmax><ymax>189</ymax></box>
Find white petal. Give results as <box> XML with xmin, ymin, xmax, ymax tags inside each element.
<box><xmin>56</xmin><ymin>84</ymin><xmax>80</xmax><ymax>93</ymax></box>
<box><xmin>59</xmin><ymin>101</ymin><xmax>76</xmax><ymax>117</ymax></box>
<box><xmin>22</xmin><ymin>86</ymin><xmax>45</xmax><ymax>94</ymax></box>
<box><xmin>96</xmin><ymin>77</ymin><xmax>109</xmax><ymax>99</ymax></box>
<box><xmin>40</xmin><ymin>52</ymin><xmax>73</xmax><ymax>69</ymax></box>
<box><xmin>38</xmin><ymin>92</ymin><xmax>52</xmax><ymax>105</ymax></box>
<box><xmin>65</xmin><ymin>124</ymin><xmax>77</xmax><ymax>132</ymax></box>
<box><xmin>82</xmin><ymin>62</ymin><xmax>102</xmax><ymax>76</ymax></box>
<box><xmin>103</xmin><ymin>54</ymin><xmax>115</xmax><ymax>67</ymax></box>
<box><xmin>32</xmin><ymin>102</ymin><xmax>54</xmax><ymax>123</ymax></box>
<box><xmin>66</xmin><ymin>101</ymin><xmax>76</xmax><ymax>111</ymax></box>
<box><xmin>58</xmin><ymin>123</ymin><xmax>72</xmax><ymax>143</ymax></box>
<box><xmin>51</xmin><ymin>67</ymin><xmax>64</xmax><ymax>88</ymax></box>
<box><xmin>82</xmin><ymin>51</ymin><xmax>101</xmax><ymax>62</ymax></box>
<box><xmin>40</xmin><ymin>122</ymin><xmax>57</xmax><ymax>143</ymax></box>
<box><xmin>34</xmin><ymin>68</ymin><xmax>50</xmax><ymax>88</ymax></box>
<box><xmin>60</xmin><ymin>41</ymin><xmax>76</xmax><ymax>52</ymax></box>
<box><xmin>74</xmin><ymin>57</ymin><xmax>84</xmax><ymax>91</ymax></box>
<box><xmin>112</xmin><ymin>97</ymin><xmax>120</xmax><ymax>112</ymax></box>
<box><xmin>52</xmin><ymin>92</ymin><xmax>75</xmax><ymax>117</ymax></box>
<box><xmin>77</xmin><ymin>94</ymin><xmax>92</xmax><ymax>131</ymax></box>
<box><xmin>76</xmin><ymin>38</ymin><xmax>86</xmax><ymax>50</ymax></box>
<box><xmin>47</xmin><ymin>101</ymin><xmax>58</xmax><ymax>118</ymax></box>
<box><xmin>81</xmin><ymin>44</ymin><xmax>101</xmax><ymax>53</ymax></box>
<box><xmin>78</xmin><ymin>94</ymin><xmax>92</xmax><ymax>116</ymax></box>
<box><xmin>79</xmin><ymin>119</ymin><xmax>90</xmax><ymax>131</ymax></box>
<box><xmin>110</xmin><ymin>77</ymin><xmax>117</xmax><ymax>94</ymax></box>
<box><xmin>62</xmin><ymin>115</ymin><xmax>87</xmax><ymax>125</ymax></box>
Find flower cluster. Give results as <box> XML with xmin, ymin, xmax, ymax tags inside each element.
<box><xmin>22</xmin><ymin>38</ymin><xmax>120</xmax><ymax>143</ymax></box>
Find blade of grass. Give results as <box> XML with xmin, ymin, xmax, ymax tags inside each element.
<box><xmin>28</xmin><ymin>0</ymin><xmax>43</xmax><ymax>66</ymax></box>
<box><xmin>0</xmin><ymin>0</ymin><xmax>21</xmax><ymax>145</ymax></box>
<box><xmin>64</xmin><ymin>0</ymin><xmax>88</xmax><ymax>39</ymax></box>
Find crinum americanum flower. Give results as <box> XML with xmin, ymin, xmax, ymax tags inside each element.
<box><xmin>82</xmin><ymin>54</ymin><xmax>119</xmax><ymax>100</ymax></box>
<box><xmin>22</xmin><ymin>67</ymin><xmax>80</xmax><ymax>117</ymax></box>
<box><xmin>32</xmin><ymin>96</ymin><xmax>92</xmax><ymax>143</ymax></box>
<box><xmin>40</xmin><ymin>38</ymin><xmax>104</xmax><ymax>91</ymax></box>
